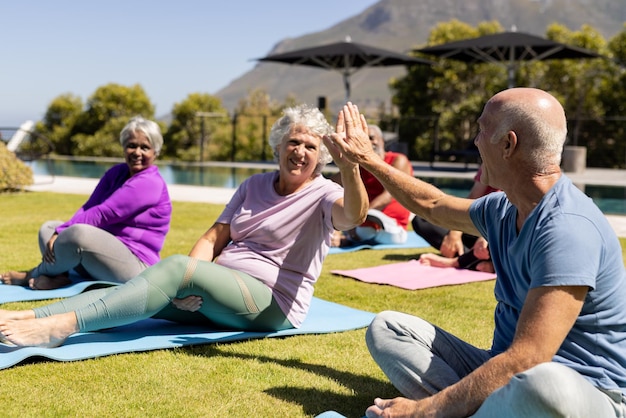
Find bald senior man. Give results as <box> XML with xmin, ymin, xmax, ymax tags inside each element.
<box><xmin>328</xmin><ymin>91</ymin><xmax>626</xmax><ymax>417</ymax></box>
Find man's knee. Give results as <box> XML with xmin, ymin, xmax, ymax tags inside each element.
<box><xmin>508</xmin><ymin>363</ymin><xmax>570</xmax><ymax>401</ymax></box>
<box><xmin>366</xmin><ymin>311</ymin><xmax>391</xmax><ymax>348</ymax></box>
<box><xmin>366</xmin><ymin>311</ymin><xmax>399</xmax><ymax>357</ymax></box>
<box><xmin>485</xmin><ymin>362</ymin><xmax>591</xmax><ymax>416</ymax></box>
<box><xmin>366</xmin><ymin>311</ymin><xmax>430</xmax><ymax>355</ymax></box>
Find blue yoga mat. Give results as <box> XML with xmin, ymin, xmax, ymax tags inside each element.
<box><xmin>315</xmin><ymin>411</ymin><xmax>351</xmax><ymax>418</ymax></box>
<box><xmin>0</xmin><ymin>297</ymin><xmax>375</xmax><ymax>370</ymax></box>
<box><xmin>1</xmin><ymin>234</ymin><xmax>430</xmax><ymax>303</ymax></box>
<box><xmin>328</xmin><ymin>233</ymin><xmax>430</xmax><ymax>255</ymax></box>
<box><xmin>0</xmin><ymin>277</ymin><xmax>118</xmax><ymax>304</ymax></box>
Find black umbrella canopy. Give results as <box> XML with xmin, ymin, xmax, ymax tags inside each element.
<box><xmin>257</xmin><ymin>38</ymin><xmax>432</xmax><ymax>102</ymax></box>
<box><xmin>417</xmin><ymin>31</ymin><xmax>602</xmax><ymax>88</ymax></box>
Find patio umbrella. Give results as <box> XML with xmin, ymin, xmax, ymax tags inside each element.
<box><xmin>256</xmin><ymin>37</ymin><xmax>432</xmax><ymax>102</ymax></box>
<box><xmin>416</xmin><ymin>31</ymin><xmax>602</xmax><ymax>88</ymax></box>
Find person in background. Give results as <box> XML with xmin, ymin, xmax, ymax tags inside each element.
<box><xmin>331</xmin><ymin>124</ymin><xmax>413</xmax><ymax>247</ymax></box>
<box><xmin>0</xmin><ymin>104</ymin><xmax>368</xmax><ymax>348</ymax></box>
<box><xmin>1</xmin><ymin>116</ymin><xmax>172</xmax><ymax>290</ymax></box>
<box><xmin>412</xmin><ymin>164</ymin><xmax>498</xmax><ymax>272</ymax></box>
<box><xmin>330</xmin><ymin>94</ymin><xmax>626</xmax><ymax>417</ymax></box>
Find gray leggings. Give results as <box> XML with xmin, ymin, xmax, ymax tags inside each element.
<box><xmin>30</xmin><ymin>221</ymin><xmax>147</xmax><ymax>282</ymax></box>
<box><xmin>34</xmin><ymin>255</ymin><xmax>293</xmax><ymax>332</ymax></box>
<box><xmin>366</xmin><ymin>311</ymin><xmax>626</xmax><ymax>417</ymax></box>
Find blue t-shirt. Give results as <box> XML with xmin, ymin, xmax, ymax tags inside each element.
<box><xmin>470</xmin><ymin>175</ymin><xmax>626</xmax><ymax>394</ymax></box>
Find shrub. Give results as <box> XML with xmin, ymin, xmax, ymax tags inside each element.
<box><xmin>0</xmin><ymin>141</ymin><xmax>33</xmax><ymax>191</ymax></box>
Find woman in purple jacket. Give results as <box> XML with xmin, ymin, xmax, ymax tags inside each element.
<box><xmin>1</xmin><ymin>116</ymin><xmax>172</xmax><ymax>290</ymax></box>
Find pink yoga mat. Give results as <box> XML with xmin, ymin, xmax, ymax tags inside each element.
<box><xmin>331</xmin><ymin>259</ymin><xmax>496</xmax><ymax>290</ymax></box>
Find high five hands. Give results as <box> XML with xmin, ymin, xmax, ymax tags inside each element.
<box><xmin>323</xmin><ymin>102</ymin><xmax>376</xmax><ymax>168</ymax></box>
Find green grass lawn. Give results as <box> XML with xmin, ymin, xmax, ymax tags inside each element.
<box><xmin>1</xmin><ymin>191</ymin><xmax>624</xmax><ymax>417</ymax></box>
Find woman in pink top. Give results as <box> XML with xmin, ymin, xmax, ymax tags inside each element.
<box><xmin>0</xmin><ymin>103</ymin><xmax>369</xmax><ymax>348</ymax></box>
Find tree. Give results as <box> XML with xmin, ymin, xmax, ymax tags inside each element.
<box><xmin>392</xmin><ymin>20</ymin><xmax>506</xmax><ymax>160</ymax></box>
<box><xmin>595</xmin><ymin>24</ymin><xmax>626</xmax><ymax>167</ymax></box>
<box><xmin>540</xmin><ymin>24</ymin><xmax>609</xmax><ymax>146</ymax></box>
<box><xmin>35</xmin><ymin>94</ymin><xmax>83</xmax><ymax>155</ymax></box>
<box><xmin>163</xmin><ymin>93</ymin><xmax>229</xmax><ymax>161</ymax></box>
<box><xmin>37</xmin><ymin>83</ymin><xmax>156</xmax><ymax>157</ymax></box>
<box><xmin>69</xmin><ymin>83</ymin><xmax>155</xmax><ymax>157</ymax></box>
<box><xmin>232</xmin><ymin>89</ymin><xmax>286</xmax><ymax>162</ymax></box>
<box><xmin>74</xmin><ymin>83</ymin><xmax>154</xmax><ymax>133</ymax></box>
<box><xmin>388</xmin><ymin>20</ymin><xmax>625</xmax><ymax>167</ymax></box>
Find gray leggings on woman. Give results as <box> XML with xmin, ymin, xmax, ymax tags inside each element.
<box><xmin>29</xmin><ymin>221</ymin><xmax>147</xmax><ymax>282</ymax></box>
<box><xmin>366</xmin><ymin>310</ymin><xmax>626</xmax><ymax>417</ymax></box>
<box><xmin>34</xmin><ymin>255</ymin><xmax>292</xmax><ymax>332</ymax></box>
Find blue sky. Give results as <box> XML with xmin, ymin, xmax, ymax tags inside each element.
<box><xmin>0</xmin><ymin>0</ymin><xmax>378</xmax><ymax>127</ymax></box>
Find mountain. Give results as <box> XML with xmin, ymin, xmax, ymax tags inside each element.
<box><xmin>216</xmin><ymin>0</ymin><xmax>626</xmax><ymax>113</ymax></box>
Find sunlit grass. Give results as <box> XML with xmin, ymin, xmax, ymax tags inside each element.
<box><xmin>1</xmin><ymin>191</ymin><xmax>623</xmax><ymax>417</ymax></box>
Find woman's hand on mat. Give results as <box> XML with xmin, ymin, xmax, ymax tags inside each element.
<box><xmin>172</xmin><ymin>296</ymin><xmax>203</xmax><ymax>312</ymax></box>
<box><xmin>471</xmin><ymin>238</ymin><xmax>495</xmax><ymax>273</ymax></box>
<box><xmin>472</xmin><ymin>237</ymin><xmax>490</xmax><ymax>260</ymax></box>
<box><xmin>43</xmin><ymin>234</ymin><xmax>58</xmax><ymax>264</ymax></box>
<box><xmin>440</xmin><ymin>230</ymin><xmax>464</xmax><ymax>258</ymax></box>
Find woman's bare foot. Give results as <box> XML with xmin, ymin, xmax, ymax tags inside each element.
<box><xmin>1</xmin><ymin>271</ymin><xmax>30</xmax><ymax>286</ymax></box>
<box><xmin>0</xmin><ymin>309</ymin><xmax>36</xmax><ymax>322</ymax></box>
<box><xmin>28</xmin><ymin>274</ymin><xmax>71</xmax><ymax>290</ymax></box>
<box><xmin>419</xmin><ymin>253</ymin><xmax>460</xmax><ymax>268</ymax></box>
<box><xmin>476</xmin><ymin>260</ymin><xmax>495</xmax><ymax>273</ymax></box>
<box><xmin>0</xmin><ymin>309</ymin><xmax>36</xmax><ymax>346</ymax></box>
<box><xmin>0</xmin><ymin>312</ymin><xmax>78</xmax><ymax>347</ymax></box>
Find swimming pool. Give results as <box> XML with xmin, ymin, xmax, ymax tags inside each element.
<box><xmin>27</xmin><ymin>159</ymin><xmax>626</xmax><ymax>215</ymax></box>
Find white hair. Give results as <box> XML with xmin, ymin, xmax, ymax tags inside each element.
<box><xmin>268</xmin><ymin>104</ymin><xmax>333</xmax><ymax>175</ymax></box>
<box><xmin>120</xmin><ymin>116</ymin><xmax>163</xmax><ymax>155</ymax></box>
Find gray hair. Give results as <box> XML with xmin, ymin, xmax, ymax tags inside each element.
<box><xmin>368</xmin><ymin>124</ymin><xmax>383</xmax><ymax>139</ymax></box>
<box><xmin>268</xmin><ymin>104</ymin><xmax>333</xmax><ymax>175</ymax></box>
<box><xmin>120</xmin><ymin>116</ymin><xmax>163</xmax><ymax>156</ymax></box>
<box><xmin>489</xmin><ymin>96</ymin><xmax>566</xmax><ymax>170</ymax></box>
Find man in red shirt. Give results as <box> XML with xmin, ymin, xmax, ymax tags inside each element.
<box><xmin>332</xmin><ymin>125</ymin><xmax>413</xmax><ymax>246</ymax></box>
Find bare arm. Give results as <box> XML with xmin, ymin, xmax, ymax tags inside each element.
<box><xmin>173</xmin><ymin>222</ymin><xmax>232</xmax><ymax>312</ymax></box>
<box><xmin>325</xmin><ymin>108</ymin><xmax>369</xmax><ymax>231</ymax></box>
<box><xmin>331</xmin><ymin>102</ymin><xmax>479</xmax><ymax>237</ymax></box>
<box><xmin>367</xmin><ymin>285</ymin><xmax>587</xmax><ymax>417</ymax></box>
<box><xmin>43</xmin><ymin>233</ymin><xmax>59</xmax><ymax>263</ymax></box>
<box><xmin>188</xmin><ymin>222</ymin><xmax>231</xmax><ymax>262</ymax></box>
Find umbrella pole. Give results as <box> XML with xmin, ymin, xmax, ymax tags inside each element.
<box><xmin>508</xmin><ymin>46</ymin><xmax>515</xmax><ymax>89</ymax></box>
<box><xmin>343</xmin><ymin>73</ymin><xmax>350</xmax><ymax>103</ymax></box>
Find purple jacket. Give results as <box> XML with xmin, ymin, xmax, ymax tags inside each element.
<box><xmin>55</xmin><ymin>164</ymin><xmax>172</xmax><ymax>265</ymax></box>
